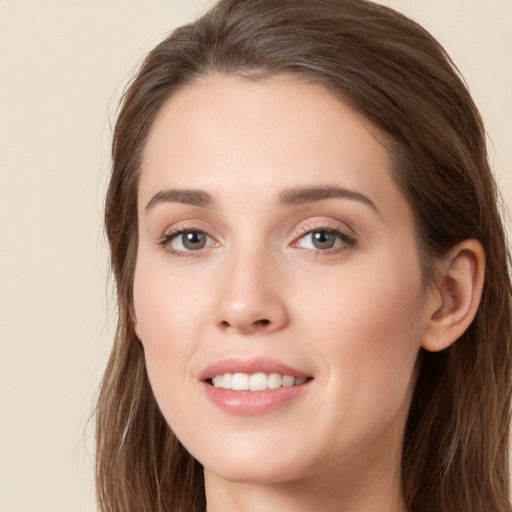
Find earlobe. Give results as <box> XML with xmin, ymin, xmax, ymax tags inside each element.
<box><xmin>421</xmin><ymin>239</ymin><xmax>485</xmax><ymax>352</ymax></box>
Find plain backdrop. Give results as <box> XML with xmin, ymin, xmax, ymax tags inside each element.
<box><xmin>1</xmin><ymin>1</ymin><xmax>511</xmax><ymax>511</ymax></box>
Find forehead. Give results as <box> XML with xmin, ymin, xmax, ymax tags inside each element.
<box><xmin>138</xmin><ymin>74</ymin><xmax>403</xmax><ymax>216</ymax></box>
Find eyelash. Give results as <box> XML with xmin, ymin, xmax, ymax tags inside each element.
<box><xmin>158</xmin><ymin>223</ymin><xmax>357</xmax><ymax>258</ymax></box>
<box><xmin>291</xmin><ymin>223</ymin><xmax>357</xmax><ymax>255</ymax></box>
<box><xmin>158</xmin><ymin>226</ymin><xmax>216</xmax><ymax>258</ymax></box>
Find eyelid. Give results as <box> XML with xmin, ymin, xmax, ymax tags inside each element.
<box><xmin>159</xmin><ymin>220</ymin><xmax>217</xmax><ymax>240</ymax></box>
<box><xmin>158</xmin><ymin>222</ymin><xmax>219</xmax><ymax>257</ymax></box>
<box><xmin>292</xmin><ymin>217</ymin><xmax>356</xmax><ymax>240</ymax></box>
<box><xmin>290</xmin><ymin>219</ymin><xmax>358</xmax><ymax>253</ymax></box>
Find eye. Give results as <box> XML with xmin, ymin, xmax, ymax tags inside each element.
<box><xmin>161</xmin><ymin>229</ymin><xmax>216</xmax><ymax>254</ymax></box>
<box><xmin>293</xmin><ymin>228</ymin><xmax>355</xmax><ymax>252</ymax></box>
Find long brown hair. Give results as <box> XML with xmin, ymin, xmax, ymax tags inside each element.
<box><xmin>96</xmin><ymin>1</ymin><xmax>512</xmax><ymax>511</ymax></box>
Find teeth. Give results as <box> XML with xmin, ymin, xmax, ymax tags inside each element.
<box><xmin>282</xmin><ymin>375</ymin><xmax>295</xmax><ymax>387</ymax></box>
<box><xmin>211</xmin><ymin>372</ymin><xmax>308</xmax><ymax>390</ymax></box>
<box><xmin>249</xmin><ymin>372</ymin><xmax>267</xmax><ymax>391</ymax></box>
<box><xmin>221</xmin><ymin>373</ymin><xmax>232</xmax><ymax>389</ymax></box>
<box><xmin>231</xmin><ymin>373</ymin><xmax>249</xmax><ymax>390</ymax></box>
<box><xmin>267</xmin><ymin>372</ymin><xmax>282</xmax><ymax>389</ymax></box>
<box><xmin>212</xmin><ymin>375</ymin><xmax>223</xmax><ymax>387</ymax></box>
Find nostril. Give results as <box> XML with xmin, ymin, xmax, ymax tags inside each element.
<box><xmin>218</xmin><ymin>317</ymin><xmax>275</xmax><ymax>332</ymax></box>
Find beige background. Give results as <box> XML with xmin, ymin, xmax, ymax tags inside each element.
<box><xmin>1</xmin><ymin>1</ymin><xmax>510</xmax><ymax>511</ymax></box>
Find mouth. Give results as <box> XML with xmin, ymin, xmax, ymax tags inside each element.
<box><xmin>200</xmin><ymin>358</ymin><xmax>313</xmax><ymax>415</ymax></box>
<box><xmin>200</xmin><ymin>357</ymin><xmax>313</xmax><ymax>391</ymax></box>
<box><xmin>207</xmin><ymin>372</ymin><xmax>311</xmax><ymax>391</ymax></box>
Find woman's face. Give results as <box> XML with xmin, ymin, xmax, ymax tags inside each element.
<box><xmin>134</xmin><ymin>75</ymin><xmax>434</xmax><ymax>487</ymax></box>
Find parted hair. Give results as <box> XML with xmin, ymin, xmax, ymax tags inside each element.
<box><xmin>96</xmin><ymin>1</ymin><xmax>512</xmax><ymax>511</ymax></box>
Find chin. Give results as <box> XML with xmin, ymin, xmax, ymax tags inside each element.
<box><xmin>195</xmin><ymin>438</ymin><xmax>312</xmax><ymax>485</ymax></box>
<box><xmin>204</xmin><ymin>459</ymin><xmax>305</xmax><ymax>485</ymax></box>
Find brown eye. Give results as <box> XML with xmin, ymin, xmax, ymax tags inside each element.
<box><xmin>296</xmin><ymin>230</ymin><xmax>342</xmax><ymax>250</ymax></box>
<box><xmin>181</xmin><ymin>231</ymin><xmax>207</xmax><ymax>250</ymax></box>
<box><xmin>167</xmin><ymin>230</ymin><xmax>214</xmax><ymax>252</ymax></box>
<box><xmin>293</xmin><ymin>227</ymin><xmax>355</xmax><ymax>253</ymax></box>
<box><xmin>311</xmin><ymin>231</ymin><xmax>336</xmax><ymax>249</ymax></box>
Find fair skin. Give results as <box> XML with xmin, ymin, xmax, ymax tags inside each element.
<box><xmin>133</xmin><ymin>75</ymin><xmax>484</xmax><ymax>512</ymax></box>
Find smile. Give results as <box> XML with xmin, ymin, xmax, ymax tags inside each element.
<box><xmin>200</xmin><ymin>358</ymin><xmax>313</xmax><ymax>415</ymax></box>
<box><xmin>210</xmin><ymin>372</ymin><xmax>308</xmax><ymax>390</ymax></box>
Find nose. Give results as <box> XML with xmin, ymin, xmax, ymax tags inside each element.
<box><xmin>214</xmin><ymin>249</ymin><xmax>289</xmax><ymax>335</ymax></box>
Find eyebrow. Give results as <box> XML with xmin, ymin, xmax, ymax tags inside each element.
<box><xmin>144</xmin><ymin>185</ymin><xmax>379</xmax><ymax>214</ymax></box>
<box><xmin>278</xmin><ymin>186</ymin><xmax>380</xmax><ymax>214</ymax></box>
<box><xmin>145</xmin><ymin>189</ymin><xmax>215</xmax><ymax>211</ymax></box>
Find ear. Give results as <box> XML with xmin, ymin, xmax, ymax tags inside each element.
<box><xmin>421</xmin><ymin>239</ymin><xmax>485</xmax><ymax>352</ymax></box>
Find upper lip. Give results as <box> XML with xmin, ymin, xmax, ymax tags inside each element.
<box><xmin>199</xmin><ymin>357</ymin><xmax>311</xmax><ymax>381</ymax></box>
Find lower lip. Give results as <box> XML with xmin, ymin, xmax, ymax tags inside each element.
<box><xmin>202</xmin><ymin>381</ymin><xmax>311</xmax><ymax>415</ymax></box>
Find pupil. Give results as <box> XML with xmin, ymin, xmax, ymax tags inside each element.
<box><xmin>313</xmin><ymin>231</ymin><xmax>335</xmax><ymax>249</ymax></box>
<box><xmin>183</xmin><ymin>231</ymin><xmax>205</xmax><ymax>250</ymax></box>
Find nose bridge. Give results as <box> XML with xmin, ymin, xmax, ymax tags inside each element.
<box><xmin>215</xmin><ymin>239</ymin><xmax>288</xmax><ymax>334</ymax></box>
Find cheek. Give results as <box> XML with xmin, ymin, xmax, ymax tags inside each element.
<box><xmin>132</xmin><ymin>260</ymin><xmax>205</xmax><ymax>389</ymax></box>
<box><xmin>301</xmin><ymin>256</ymin><xmax>425</xmax><ymax>409</ymax></box>
<box><xmin>133</xmin><ymin>252</ymin><xmax>208</xmax><ymax>342</ymax></box>
<box><xmin>133</xmin><ymin>263</ymin><xmax>210</xmax><ymax>440</ymax></box>
<box><xmin>304</xmin><ymin>255</ymin><xmax>423</xmax><ymax>340</ymax></box>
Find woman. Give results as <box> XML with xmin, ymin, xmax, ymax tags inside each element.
<box><xmin>95</xmin><ymin>1</ymin><xmax>512</xmax><ymax>511</ymax></box>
